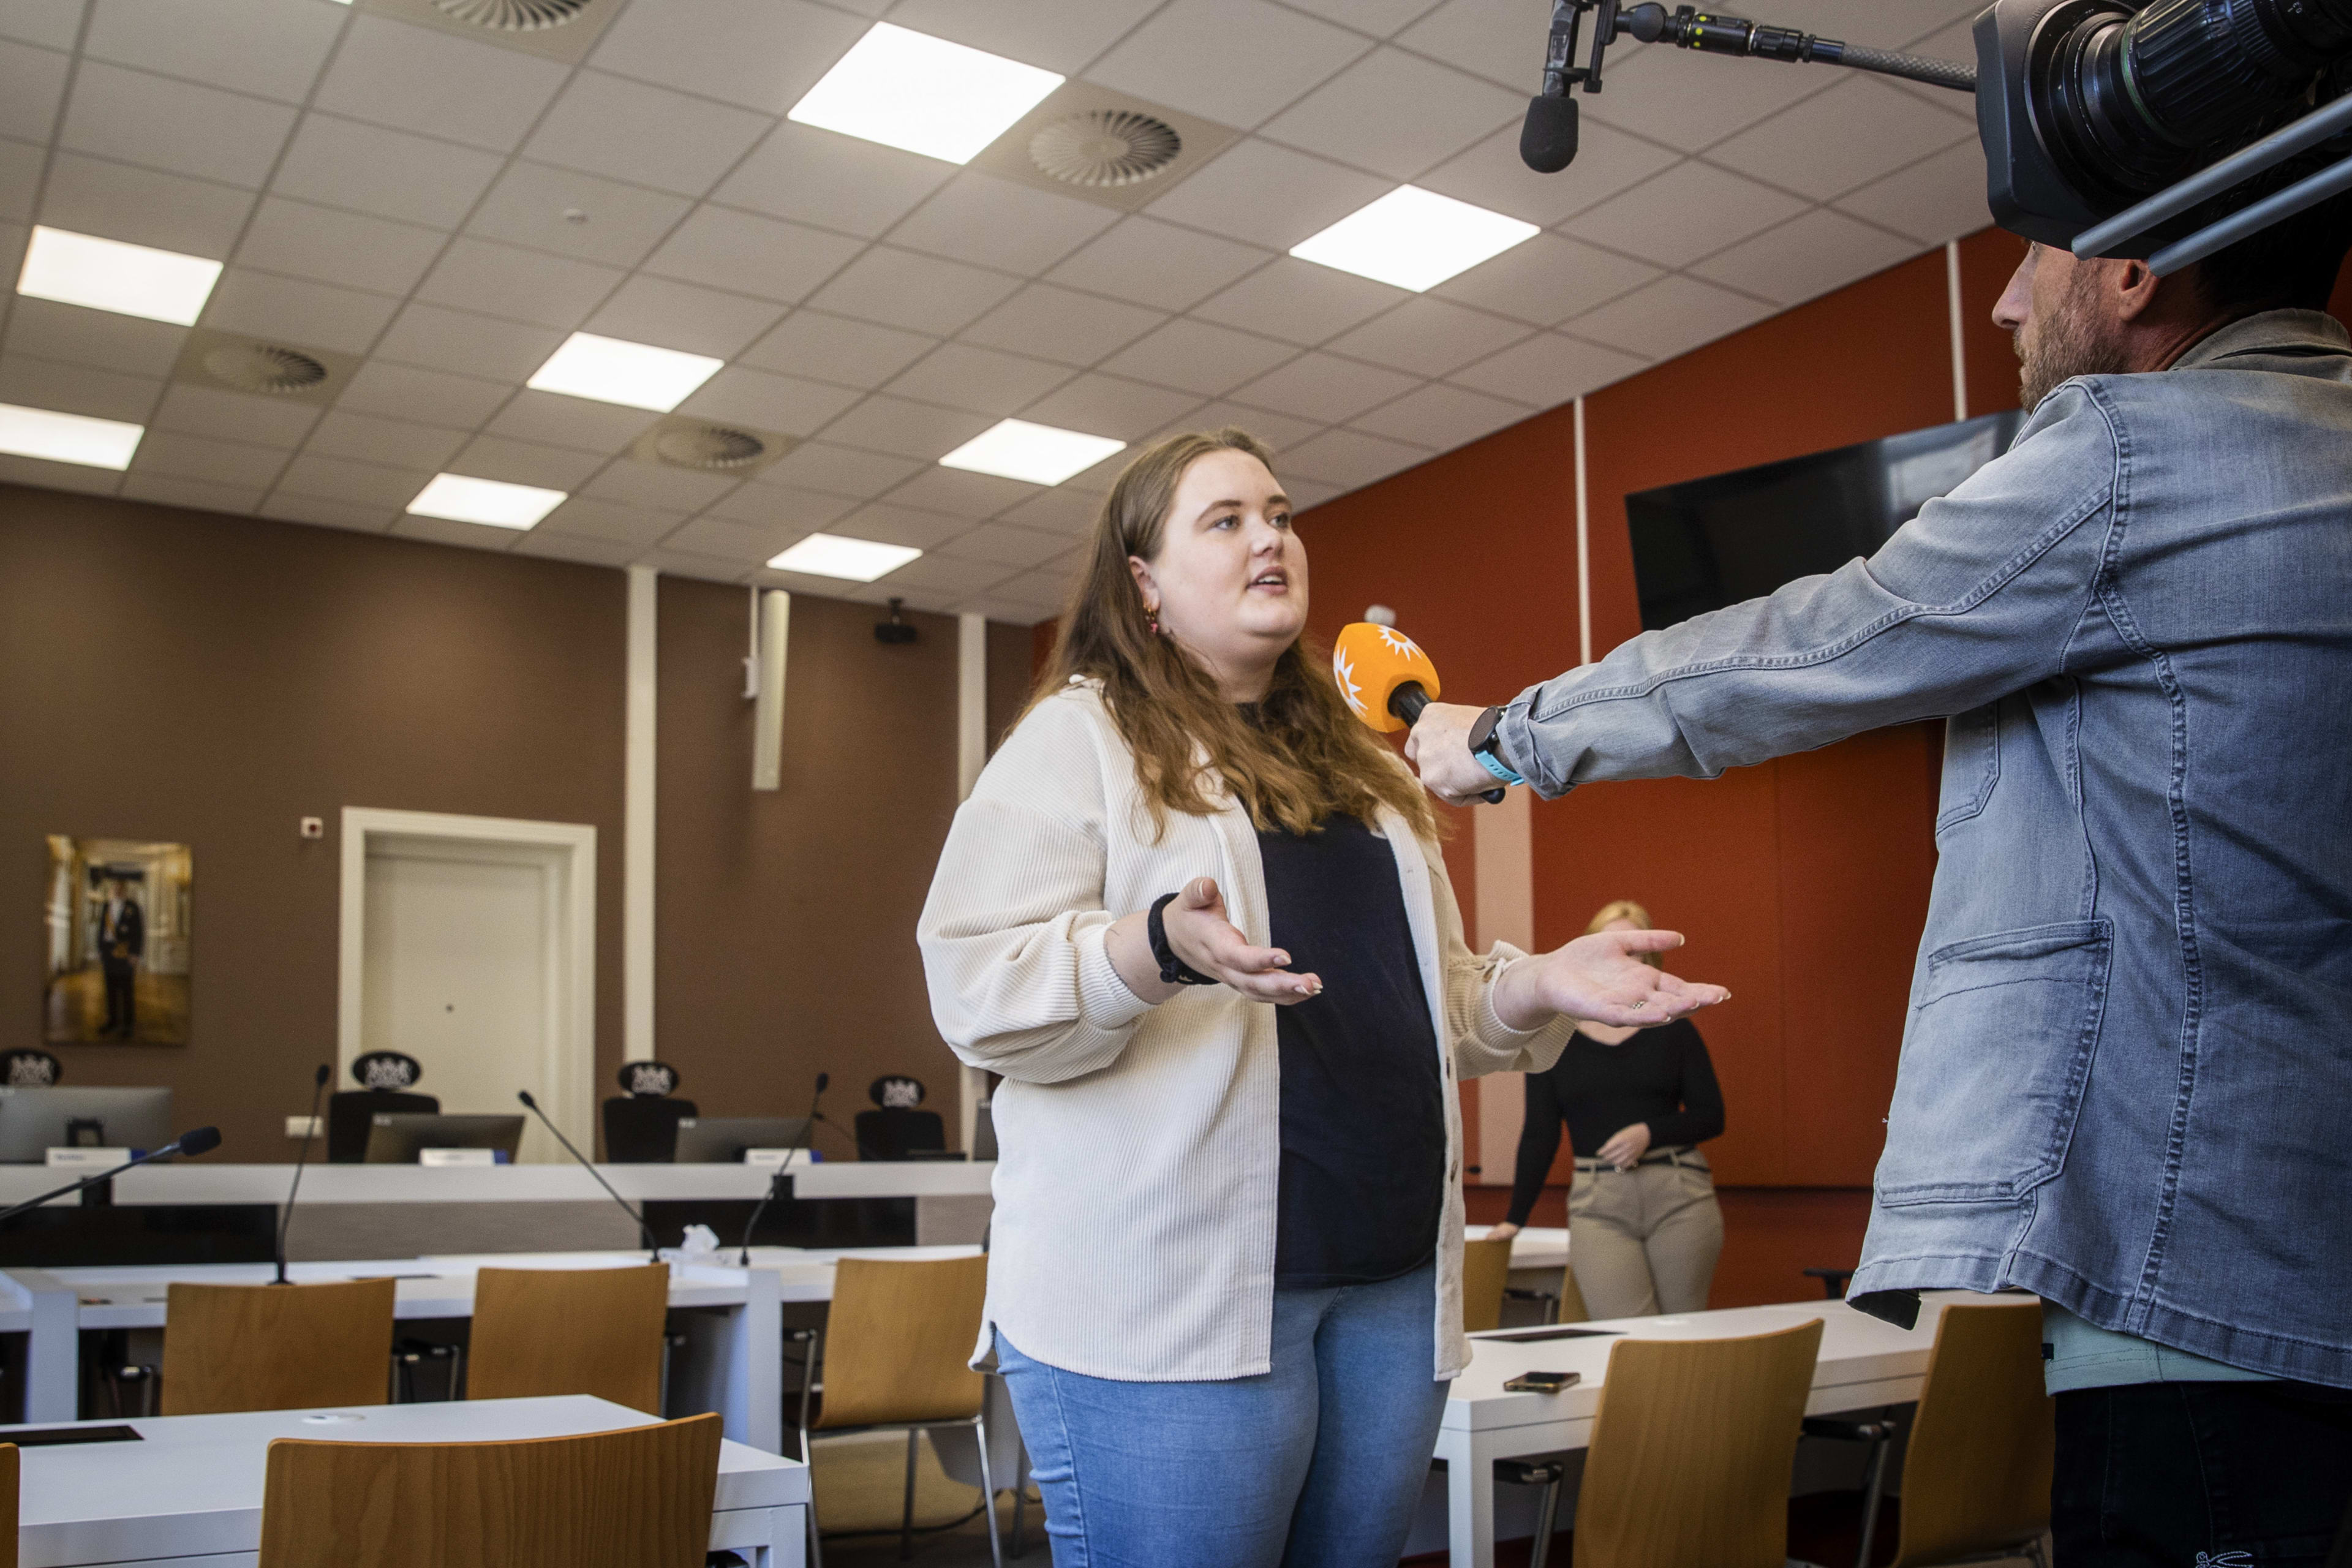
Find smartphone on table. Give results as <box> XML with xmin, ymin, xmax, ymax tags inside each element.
<box><xmin>1502</xmin><ymin>1370</ymin><xmax>1580</xmax><ymax>1393</ymax></box>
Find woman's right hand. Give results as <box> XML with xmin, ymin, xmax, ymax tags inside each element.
<box><xmin>1485</xmin><ymin>1221</ymin><xmax>1523</xmax><ymax>1242</ymax></box>
<box><xmin>1160</xmin><ymin>877</ymin><xmax>1322</xmax><ymax>1004</ymax></box>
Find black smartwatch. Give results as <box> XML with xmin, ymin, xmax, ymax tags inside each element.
<box><xmin>1466</xmin><ymin>706</ymin><xmax>1523</xmax><ymax>788</ymax></box>
<box><xmin>1147</xmin><ymin>893</ymin><xmax>1217</xmax><ymax>986</ymax></box>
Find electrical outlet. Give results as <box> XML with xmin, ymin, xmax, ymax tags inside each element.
<box><xmin>285</xmin><ymin>1115</ymin><xmax>322</xmax><ymax>1139</ymax></box>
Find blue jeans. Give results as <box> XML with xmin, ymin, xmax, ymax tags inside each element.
<box><xmin>994</xmin><ymin>1261</ymin><xmax>1449</xmax><ymax>1568</ymax></box>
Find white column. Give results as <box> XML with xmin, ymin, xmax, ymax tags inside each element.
<box><xmin>625</xmin><ymin>566</ymin><xmax>657</xmax><ymax>1064</ymax></box>
<box><xmin>1574</xmin><ymin>395</ymin><xmax>1592</xmax><ymax>668</ymax></box>
<box><xmin>956</xmin><ymin>613</ymin><xmax>989</xmax><ymax>1156</ymax></box>
<box><xmin>1947</xmin><ymin>239</ymin><xmax>1970</xmax><ymax>423</ymax></box>
<box><xmin>1473</xmin><ymin>786</ymin><xmax>1535</xmax><ymax>1183</ymax></box>
<box><xmin>752</xmin><ymin>589</ymin><xmax>789</xmax><ymax>792</ymax></box>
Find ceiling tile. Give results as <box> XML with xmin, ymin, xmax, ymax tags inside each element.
<box><xmin>1709</xmin><ymin>76</ymin><xmax>1972</xmax><ymax>204</ymax></box>
<box><xmin>450</xmin><ymin>432</ymin><xmax>604</xmax><ymax>491</ymax></box>
<box><xmin>579</xmin><ymin>459</ymin><xmax>739</xmax><ymax>511</ymax></box>
<box><xmin>1566</xmin><ymin>273</ymin><xmax>1774</xmax><ymax>360</ymax></box>
<box><xmin>414</xmin><ymin>238</ymin><xmax>625</xmax><ymax>332</ymax></box>
<box><xmin>1260</xmin><ymin>47</ymin><xmax>1520</xmax><ymax>181</ymax></box>
<box><xmin>1182</xmin><ymin>399</ymin><xmax>1323</xmax><ymax>451</ymax></box>
<box><xmin>937</xmin><ymin>521</ymin><xmax>1070</xmax><ymax>569</ymax></box>
<box><xmin>1564</xmin><ymin>159</ymin><xmax>1809</xmax><ymax>269</ymax></box>
<box><xmin>875</xmin><ymin>551</ymin><xmax>1017</xmax><ymax>597</ymax></box>
<box><xmin>0</xmin><ymin>451</ymin><xmax>121</xmax><ymax>496</ymax></box>
<box><xmin>884</xmin><ymin>342</ymin><xmax>1074</xmax><ymax>418</ymax></box>
<box><xmin>258</xmin><ymin>491</ymin><xmax>393</xmax><ymax>531</ymax></box>
<box><xmin>60</xmin><ymin>60</ymin><xmax>295</xmax><ymax>188</ymax></box>
<box><xmin>372</xmin><ymin>301</ymin><xmax>564</xmax><ymax>385</ymax></box>
<box><xmin>641</xmin><ymin>205</ymin><xmax>864</xmax><ymax>305</ymax></box>
<box><xmin>1431</xmin><ymin>231</ymin><xmax>1660</xmax><ymax>325</ymax></box>
<box><xmin>1044</xmin><ymin>216</ymin><xmax>1272</xmax><ymax>314</ymax></box>
<box><xmin>584</xmin><ymin>274</ymin><xmax>783</xmax><ymax>358</ymax></box>
<box><xmin>881</xmin><ymin>0</ymin><xmax>1161</xmax><ymax>77</ymax></box>
<box><xmin>0</xmin><ymin>353</ymin><xmax>160</xmax><ymax>422</ymax></box>
<box><xmin>741</xmin><ymin>309</ymin><xmax>936</xmax><ymax>389</ymax></box>
<box><xmin>523</xmin><ymin>70</ymin><xmax>770</xmax><ymax>198</ymax></box>
<box><xmin>151</xmin><ymin>381</ymin><xmax>322</xmax><ymax>447</ymax></box>
<box><xmin>883</xmin><ymin>464</ymin><xmax>1035</xmax><ymax>519</ymax></box>
<box><xmin>391</xmin><ymin>512</ymin><xmax>522</xmax><ymax>551</ymax></box>
<box><xmin>1393</xmin><ymin>0</ymin><xmax>1540</xmax><ymax>88</ymax></box>
<box><xmin>1688</xmin><ymin>208</ymin><xmax>1920</xmax><ymax>307</ymax></box>
<box><xmin>758</xmin><ymin>440</ymin><xmax>922</xmax><ymax>498</ymax></box>
<box><xmin>833</xmin><ymin>500</ymin><xmax>968</xmax><ymax>549</ymax></box>
<box><xmin>959</xmin><ymin>283</ymin><xmax>1165</xmax><ymax>369</ymax></box>
<box><xmin>1099</xmin><ymin>317</ymin><xmax>1296</xmax><ymax>396</ymax></box>
<box><xmin>466</xmin><ymin>161</ymin><xmax>692</xmax><ymax>270</ymax></box>
<box><xmin>302</xmin><ymin>409</ymin><xmax>470</xmax><ymax>470</ymax></box>
<box><xmin>1230</xmin><ymin>351</ymin><xmax>1417</xmax><ymax>424</ymax></box>
<box><xmin>0</xmin><ymin>219</ymin><xmax>22</xmax><ymax>282</ymax></box>
<box><xmin>513</xmin><ymin>530</ymin><xmax>640</xmax><ymax>567</ymax></box>
<box><xmin>200</xmin><ymin>267</ymin><xmax>399</xmax><ymax>355</ymax></box>
<box><xmin>38</xmin><ymin>151</ymin><xmax>255</xmax><ymax>256</ymax></box>
<box><xmin>663</xmin><ymin>513</ymin><xmax>799</xmax><ymax>564</ymax></box>
<box><xmin>806</xmin><ymin>247</ymin><xmax>1023</xmax><ymax>338</ymax></box>
<box><xmin>998</xmin><ymin>486</ymin><xmax>1099</xmax><ymax>535</ymax></box>
<box><xmin>333</xmin><ymin>359</ymin><xmax>510</xmax><ymax>426</ymax></box>
<box><xmin>0</xmin><ymin>138</ymin><xmax>40</xmax><ymax>222</ymax></box>
<box><xmin>481</xmin><ymin>388</ymin><xmax>657</xmax><ymax>451</ymax></box>
<box><xmin>1581</xmin><ymin>38</ymin><xmax>1832</xmax><ymax>151</ymax></box>
<box><xmin>818</xmin><ymin>394</ymin><xmax>993</xmax><ymax>461</ymax></box>
<box><xmin>275</xmin><ymin>450</ymin><xmax>431</xmax><ymax>509</ymax></box>
<box><xmin>83</xmin><ymin>0</ymin><xmax>343</xmax><ymax>104</ymax></box>
<box><xmin>119</xmin><ymin>472</ymin><xmax>264</xmax><ymax>514</ymax></box>
<box><xmin>537</xmin><ymin>494</ymin><xmax>686</xmax><ymax>546</ymax></box>
<box><xmin>4</xmin><ymin>296</ymin><xmax>185</xmax><ymax>379</ymax></box>
<box><xmin>1351</xmin><ymin>380</ymin><xmax>1530</xmax><ymax>447</ymax></box>
<box><xmin>0</xmin><ymin>41</ymin><xmax>70</xmax><ymax>145</ymax></box>
<box><xmin>587</xmin><ymin>0</ymin><xmax>864</xmax><ymax>115</ymax></box>
<box><xmin>892</xmin><ymin>172</ymin><xmax>1121</xmax><ymax>277</ymax></box>
<box><xmin>1142</xmin><ymin>138</ymin><xmax>1389</xmax><ymax>252</ymax></box>
<box><xmin>312</xmin><ymin>14</ymin><xmax>567</xmax><ymax>154</ymax></box>
<box><xmin>1282</xmin><ymin>476</ymin><xmax>1343</xmax><ymax>510</ymax></box>
<box><xmin>1087</xmin><ymin>0</ymin><xmax>1365</xmax><ymax>129</ymax></box>
<box><xmin>1832</xmin><ymin>138</ymin><xmax>1992</xmax><ymax>245</ymax></box>
<box><xmin>706</xmin><ymin>479</ymin><xmax>855</xmax><ymax>530</ymax></box>
<box><xmin>1191</xmin><ymin>257</ymin><xmax>1407</xmax><ymax>345</ymax></box>
<box><xmin>1447</xmin><ymin>330</ymin><xmax>1646</xmax><ymax>404</ymax></box>
<box><xmin>1280</xmin><ymin>425</ymin><xmax>1430</xmax><ymax>487</ymax></box>
<box><xmin>0</xmin><ymin>1</ymin><xmax>85</xmax><ymax>53</ymax></box>
<box><xmin>1324</xmin><ymin>296</ymin><xmax>1526</xmax><ymax>377</ymax></box>
<box><xmin>991</xmin><ymin>561</ymin><xmax>1082</xmax><ymax>609</ymax></box>
<box><xmin>272</xmin><ymin>112</ymin><xmax>504</xmax><ymax>228</ymax></box>
<box><xmin>677</xmin><ymin>364</ymin><xmax>862</xmax><ymax>435</ymax></box>
<box><xmin>130</xmin><ymin>427</ymin><xmax>290</xmax><ymax>488</ymax></box>
<box><xmin>236</xmin><ymin>197</ymin><xmax>449</xmax><ymax>297</ymax></box>
<box><xmin>1019</xmin><ymin>372</ymin><xmax>1198</xmax><ymax>441</ymax></box>
<box><xmin>638</xmin><ymin>544</ymin><xmax>756</xmax><ymax>581</ymax></box>
<box><xmin>1417</xmin><ymin>119</ymin><xmax>1681</xmax><ymax>229</ymax></box>
<box><xmin>713</xmin><ymin>121</ymin><xmax>954</xmax><ymax>240</ymax></box>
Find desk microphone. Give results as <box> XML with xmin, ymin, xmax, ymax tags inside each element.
<box><xmin>738</xmin><ymin>1071</ymin><xmax>827</xmax><ymax>1265</ymax></box>
<box><xmin>0</xmin><ymin>1127</ymin><xmax>221</xmax><ymax>1229</ymax></box>
<box><xmin>1332</xmin><ymin>621</ymin><xmax>1507</xmax><ymax>804</ymax></box>
<box><xmin>517</xmin><ymin>1090</ymin><xmax>658</xmax><ymax>1262</ymax></box>
<box><xmin>274</xmin><ymin>1064</ymin><xmax>331</xmax><ymax>1286</ymax></box>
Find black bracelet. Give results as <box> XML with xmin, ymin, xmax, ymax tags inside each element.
<box><xmin>1147</xmin><ymin>892</ymin><xmax>1218</xmax><ymax>986</ymax></box>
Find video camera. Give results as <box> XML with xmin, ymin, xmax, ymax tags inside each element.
<box><xmin>1520</xmin><ymin>1</ymin><xmax>2352</xmax><ymax>274</ymax></box>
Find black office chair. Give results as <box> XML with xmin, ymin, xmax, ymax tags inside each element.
<box><xmin>601</xmin><ymin>1061</ymin><xmax>695</xmax><ymax>1163</ymax></box>
<box><xmin>326</xmin><ymin>1052</ymin><xmax>437</xmax><ymax>1164</ymax></box>
<box><xmin>853</xmin><ymin>1075</ymin><xmax>946</xmax><ymax>1161</ymax></box>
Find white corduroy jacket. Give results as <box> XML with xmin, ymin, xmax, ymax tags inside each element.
<box><xmin>918</xmin><ymin>680</ymin><xmax>1575</xmax><ymax>1383</ymax></box>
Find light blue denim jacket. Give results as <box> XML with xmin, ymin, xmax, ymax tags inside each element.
<box><xmin>1496</xmin><ymin>310</ymin><xmax>2352</xmax><ymax>1385</ymax></box>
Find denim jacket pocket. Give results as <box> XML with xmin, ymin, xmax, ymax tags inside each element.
<box><xmin>1874</xmin><ymin>918</ymin><xmax>2113</xmax><ymax>1207</ymax></box>
<box><xmin>1934</xmin><ymin>700</ymin><xmax>2002</xmax><ymax>834</ymax></box>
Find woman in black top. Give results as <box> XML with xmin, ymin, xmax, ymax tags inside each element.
<box><xmin>1488</xmin><ymin>900</ymin><xmax>1727</xmax><ymax>1318</ymax></box>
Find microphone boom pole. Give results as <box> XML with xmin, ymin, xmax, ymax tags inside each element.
<box><xmin>739</xmin><ymin>1072</ymin><xmax>828</xmax><ymax>1266</ymax></box>
<box><xmin>517</xmin><ymin>1091</ymin><xmax>660</xmax><ymax>1262</ymax></box>
<box><xmin>0</xmin><ymin>1128</ymin><xmax>222</xmax><ymax>1230</ymax></box>
<box><xmin>276</xmin><ymin>1064</ymin><xmax>331</xmax><ymax>1286</ymax></box>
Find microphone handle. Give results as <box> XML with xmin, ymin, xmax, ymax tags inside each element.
<box><xmin>1389</xmin><ymin>682</ymin><xmax>1507</xmax><ymax>805</ymax></box>
<box><xmin>522</xmin><ymin>1097</ymin><xmax>658</xmax><ymax>1261</ymax></box>
<box><xmin>276</xmin><ymin>1070</ymin><xmax>330</xmax><ymax>1286</ymax></box>
<box><xmin>0</xmin><ymin>1140</ymin><xmax>194</xmax><ymax>1229</ymax></box>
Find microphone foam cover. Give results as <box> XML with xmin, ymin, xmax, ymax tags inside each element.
<box><xmin>313</xmin><ymin>1063</ymin><xmax>331</xmax><ymax>1087</ymax></box>
<box><xmin>1332</xmin><ymin>622</ymin><xmax>1443</xmax><ymax>734</ymax></box>
<box><xmin>178</xmin><ymin>1126</ymin><xmax>222</xmax><ymax>1156</ymax></box>
<box><xmin>517</xmin><ymin>1090</ymin><xmax>538</xmax><ymax>1108</ymax></box>
<box><xmin>816</xmin><ymin>1072</ymin><xmax>830</xmax><ymax>1093</ymax></box>
<box><xmin>1520</xmin><ymin>94</ymin><xmax>1579</xmax><ymax>173</ymax></box>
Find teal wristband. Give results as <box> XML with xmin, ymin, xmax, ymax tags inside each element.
<box><xmin>1475</xmin><ymin>748</ymin><xmax>1523</xmax><ymax>787</ymax></box>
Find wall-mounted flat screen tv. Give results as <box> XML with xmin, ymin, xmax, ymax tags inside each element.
<box><xmin>1625</xmin><ymin>410</ymin><xmax>2026</xmax><ymax>632</ymax></box>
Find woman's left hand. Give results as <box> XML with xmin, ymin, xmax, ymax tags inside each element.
<box><xmin>1492</xmin><ymin>927</ymin><xmax>1729</xmax><ymax>1032</ymax></box>
<box><xmin>1595</xmin><ymin>1122</ymin><xmax>1651</xmax><ymax>1170</ymax></box>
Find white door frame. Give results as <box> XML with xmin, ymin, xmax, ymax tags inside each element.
<box><xmin>339</xmin><ymin>807</ymin><xmax>598</xmax><ymax>1159</ymax></box>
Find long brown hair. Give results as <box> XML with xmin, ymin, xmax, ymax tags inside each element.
<box><xmin>1029</xmin><ymin>428</ymin><xmax>1436</xmax><ymax>841</ymax></box>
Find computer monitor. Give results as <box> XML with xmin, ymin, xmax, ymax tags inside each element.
<box><xmin>0</xmin><ymin>1087</ymin><xmax>174</xmax><ymax>1162</ymax></box>
<box><xmin>362</xmin><ymin>1113</ymin><xmax>525</xmax><ymax>1164</ymax></box>
<box><xmin>672</xmin><ymin>1116</ymin><xmax>808</xmax><ymax>1164</ymax></box>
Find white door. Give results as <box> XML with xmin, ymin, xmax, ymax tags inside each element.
<box><xmin>360</xmin><ymin>837</ymin><xmax>567</xmax><ymax>1164</ymax></box>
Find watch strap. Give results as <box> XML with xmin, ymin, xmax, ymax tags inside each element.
<box><xmin>1476</xmin><ymin>748</ymin><xmax>1524</xmax><ymax>787</ymax></box>
<box><xmin>1147</xmin><ymin>892</ymin><xmax>1217</xmax><ymax>986</ymax></box>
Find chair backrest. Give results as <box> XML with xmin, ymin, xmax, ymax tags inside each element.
<box><xmin>814</xmin><ymin>1254</ymin><xmax>987</xmax><ymax>1430</ymax></box>
<box><xmin>601</xmin><ymin>1096</ymin><xmax>696</xmax><ymax>1163</ymax></box>
<box><xmin>325</xmin><ymin>1090</ymin><xmax>437</xmax><ymax>1163</ymax></box>
<box><xmin>1461</xmin><ymin>1235</ymin><xmax>1513</xmax><ymax>1333</ymax></box>
<box><xmin>853</xmin><ymin>1107</ymin><xmax>947</xmax><ymax>1161</ymax></box>
<box><xmin>257</xmin><ymin>1411</ymin><xmax>722</xmax><ymax>1568</ymax></box>
<box><xmin>1889</xmin><ymin>1298</ymin><xmax>2054</xmax><ymax>1567</ymax></box>
<box><xmin>0</xmin><ymin>1444</ymin><xmax>17</xmax><ymax>1568</ymax></box>
<box><xmin>162</xmin><ymin>1278</ymin><xmax>397</xmax><ymax>1415</ymax></box>
<box><xmin>1558</xmin><ymin>1262</ymin><xmax>1590</xmax><ymax>1325</ymax></box>
<box><xmin>1573</xmin><ymin>1317</ymin><xmax>1825</xmax><ymax>1568</ymax></box>
<box><xmin>468</xmin><ymin>1264</ymin><xmax>672</xmax><ymax>1414</ymax></box>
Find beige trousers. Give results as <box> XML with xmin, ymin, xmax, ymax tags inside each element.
<box><xmin>1567</xmin><ymin>1150</ymin><xmax>1724</xmax><ymax>1319</ymax></box>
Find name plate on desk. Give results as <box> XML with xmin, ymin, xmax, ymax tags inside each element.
<box><xmin>45</xmin><ymin>1148</ymin><xmax>130</xmax><ymax>1169</ymax></box>
<box><xmin>742</xmin><ymin>1149</ymin><xmax>807</xmax><ymax>1170</ymax></box>
<box><xmin>418</xmin><ymin>1148</ymin><xmax>503</xmax><ymax>1167</ymax></box>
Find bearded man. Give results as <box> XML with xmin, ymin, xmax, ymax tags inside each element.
<box><xmin>1409</xmin><ymin>173</ymin><xmax>2352</xmax><ymax>1567</ymax></box>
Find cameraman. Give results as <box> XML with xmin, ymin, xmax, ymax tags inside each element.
<box><xmin>1408</xmin><ymin>181</ymin><xmax>2352</xmax><ymax>1567</ymax></box>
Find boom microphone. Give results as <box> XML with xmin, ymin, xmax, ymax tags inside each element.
<box><xmin>275</xmin><ymin>1063</ymin><xmax>331</xmax><ymax>1285</ymax></box>
<box><xmin>0</xmin><ymin>1127</ymin><xmax>221</xmax><ymax>1228</ymax></box>
<box><xmin>739</xmin><ymin>1072</ymin><xmax>828</xmax><ymax>1265</ymax></box>
<box><xmin>1332</xmin><ymin>622</ymin><xmax>1506</xmax><ymax>805</ymax></box>
<box><xmin>517</xmin><ymin>1090</ymin><xmax>658</xmax><ymax>1261</ymax></box>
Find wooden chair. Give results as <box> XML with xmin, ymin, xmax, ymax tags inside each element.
<box><xmin>256</xmin><ymin>1410</ymin><xmax>722</xmax><ymax>1568</ymax></box>
<box><xmin>467</xmin><ymin>1264</ymin><xmax>671</xmax><ymax>1414</ymax></box>
<box><xmin>1506</xmin><ymin>1262</ymin><xmax>1593</xmax><ymax>1327</ymax></box>
<box><xmin>1870</xmin><ymin>1298</ymin><xmax>2054</xmax><ymax>1568</ymax></box>
<box><xmin>796</xmin><ymin>1253</ymin><xmax>1001</xmax><ymax>1568</ymax></box>
<box><xmin>0</xmin><ymin>1443</ymin><xmax>17</xmax><ymax>1568</ymax></box>
<box><xmin>160</xmin><ymin>1278</ymin><xmax>396</xmax><ymax>1415</ymax></box>
<box><xmin>1463</xmin><ymin>1235</ymin><xmax>1514</xmax><ymax>1333</ymax></box>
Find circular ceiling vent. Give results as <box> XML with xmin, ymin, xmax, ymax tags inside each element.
<box><xmin>653</xmin><ymin>423</ymin><xmax>767</xmax><ymax>470</ymax></box>
<box><xmin>202</xmin><ymin>342</ymin><xmax>328</xmax><ymax>396</ymax></box>
<box><xmin>1030</xmin><ymin>110</ymin><xmax>1182</xmax><ymax>188</ymax></box>
<box><xmin>429</xmin><ymin>0</ymin><xmax>591</xmax><ymax>31</ymax></box>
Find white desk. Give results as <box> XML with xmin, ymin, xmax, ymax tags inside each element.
<box><xmin>1436</xmin><ymin>1294</ymin><xmax>1958</xmax><ymax>1568</ymax></box>
<box><xmin>1</xmin><ymin>1393</ymin><xmax>806</xmax><ymax>1568</ymax></box>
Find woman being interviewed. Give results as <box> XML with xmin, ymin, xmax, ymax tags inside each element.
<box><xmin>919</xmin><ymin>428</ymin><xmax>1726</xmax><ymax>1567</ymax></box>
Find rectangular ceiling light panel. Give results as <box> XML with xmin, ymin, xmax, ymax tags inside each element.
<box><xmin>767</xmin><ymin>532</ymin><xmax>922</xmax><ymax>581</ymax></box>
<box><xmin>527</xmin><ymin>333</ymin><xmax>724</xmax><ymax>412</ymax></box>
<box><xmin>17</xmin><ymin>227</ymin><xmax>223</xmax><ymax>326</ymax></box>
<box><xmin>941</xmin><ymin>418</ymin><xmax>1125</xmax><ymax>486</ymax></box>
<box><xmin>1291</xmin><ymin>186</ymin><xmax>1540</xmax><ymax>293</ymax></box>
<box><xmin>788</xmin><ymin>22</ymin><xmax>1065</xmax><ymax>164</ymax></box>
<box><xmin>407</xmin><ymin>473</ymin><xmax>568</xmax><ymax>529</ymax></box>
<box><xmin>0</xmin><ymin>402</ymin><xmax>144</xmax><ymax>469</ymax></box>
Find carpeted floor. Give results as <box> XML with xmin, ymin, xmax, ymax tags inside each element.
<box><xmin>807</xmin><ymin>1430</ymin><xmax>1032</xmax><ymax>1566</ymax></box>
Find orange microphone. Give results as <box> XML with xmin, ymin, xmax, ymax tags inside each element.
<box><xmin>1332</xmin><ymin>620</ymin><xmax>1505</xmax><ymax>803</ymax></box>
